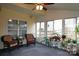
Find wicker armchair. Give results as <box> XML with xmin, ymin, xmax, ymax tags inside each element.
<box><xmin>25</xmin><ymin>34</ymin><xmax>36</xmax><ymax>46</ymax></box>
<box><xmin>1</xmin><ymin>35</ymin><xmax>18</xmax><ymax>48</ymax></box>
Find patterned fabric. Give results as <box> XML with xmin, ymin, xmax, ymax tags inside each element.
<box><xmin>3</xmin><ymin>35</ymin><xmax>13</xmax><ymax>43</ymax></box>
<box><xmin>1</xmin><ymin>35</ymin><xmax>17</xmax><ymax>47</ymax></box>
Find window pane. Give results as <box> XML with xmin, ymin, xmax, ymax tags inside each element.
<box><xmin>40</xmin><ymin>22</ymin><xmax>45</xmax><ymax>38</ymax></box>
<box><xmin>36</xmin><ymin>22</ymin><xmax>40</xmax><ymax>37</ymax></box>
<box><xmin>8</xmin><ymin>20</ymin><xmax>18</xmax><ymax>38</ymax></box>
<box><xmin>8</xmin><ymin>20</ymin><xmax>18</xmax><ymax>29</ymax></box>
<box><xmin>54</xmin><ymin>19</ymin><xmax>62</xmax><ymax>35</ymax></box>
<box><xmin>19</xmin><ymin>21</ymin><xmax>27</xmax><ymax>30</ymax></box>
<box><xmin>65</xmin><ymin>18</ymin><xmax>76</xmax><ymax>40</ymax></box>
<box><xmin>47</xmin><ymin>21</ymin><xmax>53</xmax><ymax>37</ymax></box>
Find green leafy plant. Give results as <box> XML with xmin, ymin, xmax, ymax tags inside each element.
<box><xmin>61</xmin><ymin>42</ymin><xmax>65</xmax><ymax>47</ymax></box>
<box><xmin>76</xmin><ymin>24</ymin><xmax>79</xmax><ymax>33</ymax></box>
<box><xmin>72</xmin><ymin>40</ymin><xmax>77</xmax><ymax>44</ymax></box>
<box><xmin>67</xmin><ymin>39</ymin><xmax>71</xmax><ymax>43</ymax></box>
<box><xmin>75</xmin><ymin>24</ymin><xmax>79</xmax><ymax>44</ymax></box>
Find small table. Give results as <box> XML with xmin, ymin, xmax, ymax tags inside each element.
<box><xmin>16</xmin><ymin>38</ymin><xmax>23</xmax><ymax>46</ymax></box>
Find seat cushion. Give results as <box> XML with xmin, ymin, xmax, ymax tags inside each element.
<box><xmin>3</xmin><ymin>35</ymin><xmax>13</xmax><ymax>43</ymax></box>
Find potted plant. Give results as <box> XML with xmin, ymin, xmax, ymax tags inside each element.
<box><xmin>72</xmin><ymin>40</ymin><xmax>77</xmax><ymax>44</ymax></box>
<box><xmin>67</xmin><ymin>39</ymin><xmax>71</xmax><ymax>43</ymax></box>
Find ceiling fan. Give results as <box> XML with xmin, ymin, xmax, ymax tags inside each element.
<box><xmin>24</xmin><ymin>3</ymin><xmax>54</xmax><ymax>11</ymax></box>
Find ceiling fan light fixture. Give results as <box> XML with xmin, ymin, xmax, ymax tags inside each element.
<box><xmin>36</xmin><ymin>5</ymin><xmax>43</xmax><ymax>10</ymax></box>
<box><xmin>39</xmin><ymin>5</ymin><xmax>43</xmax><ymax>10</ymax></box>
<box><xmin>36</xmin><ymin>5</ymin><xmax>39</xmax><ymax>10</ymax></box>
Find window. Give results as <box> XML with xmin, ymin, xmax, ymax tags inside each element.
<box><xmin>54</xmin><ymin>19</ymin><xmax>62</xmax><ymax>35</ymax></box>
<box><xmin>8</xmin><ymin>19</ymin><xmax>27</xmax><ymax>39</ymax></box>
<box><xmin>36</xmin><ymin>22</ymin><xmax>45</xmax><ymax>43</ymax></box>
<box><xmin>65</xmin><ymin>18</ymin><xmax>76</xmax><ymax>40</ymax></box>
<box><xmin>19</xmin><ymin>21</ymin><xmax>27</xmax><ymax>38</ymax></box>
<box><xmin>36</xmin><ymin>17</ymin><xmax>78</xmax><ymax>41</ymax></box>
<box><xmin>40</xmin><ymin>22</ymin><xmax>45</xmax><ymax>38</ymax></box>
<box><xmin>47</xmin><ymin>21</ymin><xmax>53</xmax><ymax>37</ymax></box>
<box><xmin>36</xmin><ymin>22</ymin><xmax>40</xmax><ymax>37</ymax></box>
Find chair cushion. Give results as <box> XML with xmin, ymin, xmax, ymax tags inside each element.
<box><xmin>25</xmin><ymin>34</ymin><xmax>35</xmax><ymax>45</ymax></box>
<box><xmin>3</xmin><ymin>35</ymin><xmax>13</xmax><ymax>43</ymax></box>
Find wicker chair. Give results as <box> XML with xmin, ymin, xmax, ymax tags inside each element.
<box><xmin>25</xmin><ymin>34</ymin><xmax>36</xmax><ymax>46</ymax></box>
<box><xmin>1</xmin><ymin>35</ymin><xmax>18</xmax><ymax>48</ymax></box>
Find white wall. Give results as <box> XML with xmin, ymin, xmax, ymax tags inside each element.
<box><xmin>0</xmin><ymin>6</ymin><xmax>36</xmax><ymax>49</ymax></box>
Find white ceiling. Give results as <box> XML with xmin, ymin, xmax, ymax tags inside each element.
<box><xmin>46</xmin><ymin>3</ymin><xmax>79</xmax><ymax>11</ymax></box>
<box><xmin>13</xmin><ymin>3</ymin><xmax>79</xmax><ymax>11</ymax></box>
<box><xmin>1</xmin><ymin>3</ymin><xmax>79</xmax><ymax>17</ymax></box>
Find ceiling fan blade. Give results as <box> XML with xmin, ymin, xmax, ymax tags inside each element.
<box><xmin>24</xmin><ymin>3</ymin><xmax>34</xmax><ymax>5</ymax></box>
<box><xmin>44</xmin><ymin>3</ymin><xmax>55</xmax><ymax>5</ymax></box>
<box><xmin>32</xmin><ymin>7</ymin><xmax>36</xmax><ymax>10</ymax></box>
<box><xmin>48</xmin><ymin>3</ymin><xmax>55</xmax><ymax>5</ymax></box>
<box><xmin>43</xmin><ymin>7</ymin><xmax>47</xmax><ymax>11</ymax></box>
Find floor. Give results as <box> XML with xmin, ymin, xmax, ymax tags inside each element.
<box><xmin>0</xmin><ymin>43</ymin><xmax>74</xmax><ymax>56</ymax></box>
